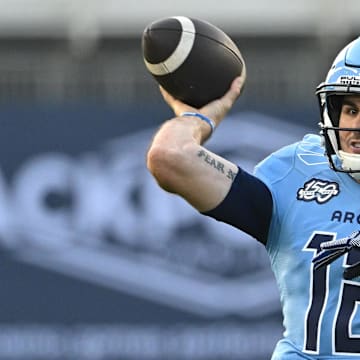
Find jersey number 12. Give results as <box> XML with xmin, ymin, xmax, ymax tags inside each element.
<box><xmin>305</xmin><ymin>232</ymin><xmax>360</xmax><ymax>354</ymax></box>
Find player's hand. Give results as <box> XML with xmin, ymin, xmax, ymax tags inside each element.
<box><xmin>159</xmin><ymin>75</ymin><xmax>245</xmax><ymax>125</ymax></box>
<box><xmin>312</xmin><ymin>230</ymin><xmax>360</xmax><ymax>279</ymax></box>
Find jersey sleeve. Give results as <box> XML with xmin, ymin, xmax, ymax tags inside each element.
<box><xmin>253</xmin><ymin>138</ymin><xmax>310</xmax><ymax>254</ymax></box>
<box><xmin>201</xmin><ymin>166</ymin><xmax>273</xmax><ymax>245</ymax></box>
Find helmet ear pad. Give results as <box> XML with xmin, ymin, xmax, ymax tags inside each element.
<box><xmin>326</xmin><ymin>95</ymin><xmax>344</xmax><ymax>127</ymax></box>
<box><xmin>319</xmin><ymin>94</ymin><xmax>344</xmax><ymax>156</ymax></box>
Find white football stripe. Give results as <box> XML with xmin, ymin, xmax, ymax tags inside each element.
<box><xmin>144</xmin><ymin>16</ymin><xmax>195</xmax><ymax>76</ymax></box>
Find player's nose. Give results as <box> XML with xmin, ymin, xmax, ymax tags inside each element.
<box><xmin>353</xmin><ymin>113</ymin><xmax>360</xmax><ymax>131</ymax></box>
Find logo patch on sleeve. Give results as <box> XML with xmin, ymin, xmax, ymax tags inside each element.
<box><xmin>297</xmin><ymin>178</ymin><xmax>339</xmax><ymax>204</ymax></box>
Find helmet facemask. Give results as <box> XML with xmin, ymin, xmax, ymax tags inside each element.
<box><xmin>319</xmin><ymin>93</ymin><xmax>360</xmax><ymax>180</ymax></box>
<box><xmin>316</xmin><ymin>36</ymin><xmax>360</xmax><ymax>181</ymax></box>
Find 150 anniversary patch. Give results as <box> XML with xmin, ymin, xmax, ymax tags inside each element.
<box><xmin>297</xmin><ymin>178</ymin><xmax>339</xmax><ymax>204</ymax></box>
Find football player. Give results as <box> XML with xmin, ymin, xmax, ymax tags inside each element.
<box><xmin>147</xmin><ymin>36</ymin><xmax>360</xmax><ymax>359</ymax></box>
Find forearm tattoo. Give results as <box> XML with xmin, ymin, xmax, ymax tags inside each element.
<box><xmin>197</xmin><ymin>149</ymin><xmax>236</xmax><ymax>180</ymax></box>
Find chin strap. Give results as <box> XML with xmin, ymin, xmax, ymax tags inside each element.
<box><xmin>338</xmin><ymin>150</ymin><xmax>360</xmax><ymax>181</ymax></box>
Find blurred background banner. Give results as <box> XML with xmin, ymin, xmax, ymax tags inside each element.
<box><xmin>0</xmin><ymin>1</ymin><xmax>358</xmax><ymax>359</ymax></box>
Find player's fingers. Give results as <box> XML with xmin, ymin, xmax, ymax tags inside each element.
<box><xmin>199</xmin><ymin>76</ymin><xmax>243</xmax><ymax>122</ymax></box>
<box><xmin>159</xmin><ymin>86</ymin><xmax>197</xmax><ymax>116</ymax></box>
<box><xmin>160</xmin><ymin>75</ymin><xmax>244</xmax><ymax>123</ymax></box>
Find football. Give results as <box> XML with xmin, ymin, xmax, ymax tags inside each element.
<box><xmin>141</xmin><ymin>16</ymin><xmax>246</xmax><ymax>108</ymax></box>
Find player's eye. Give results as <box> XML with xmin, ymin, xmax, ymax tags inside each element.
<box><xmin>349</xmin><ymin>108</ymin><xmax>358</xmax><ymax>116</ymax></box>
<box><xmin>342</xmin><ymin>105</ymin><xmax>358</xmax><ymax>116</ymax></box>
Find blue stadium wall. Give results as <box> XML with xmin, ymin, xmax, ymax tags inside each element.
<box><xmin>0</xmin><ymin>102</ymin><xmax>315</xmax><ymax>360</ymax></box>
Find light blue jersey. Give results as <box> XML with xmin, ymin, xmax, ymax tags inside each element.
<box><xmin>255</xmin><ymin>134</ymin><xmax>360</xmax><ymax>359</ymax></box>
